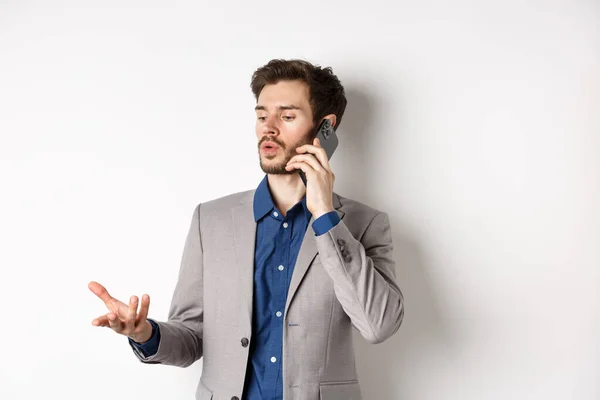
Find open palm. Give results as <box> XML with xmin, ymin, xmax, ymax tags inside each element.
<box><xmin>88</xmin><ymin>281</ymin><xmax>152</xmax><ymax>343</ymax></box>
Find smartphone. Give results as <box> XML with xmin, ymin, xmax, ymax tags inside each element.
<box><xmin>299</xmin><ymin>118</ymin><xmax>338</xmax><ymax>186</ymax></box>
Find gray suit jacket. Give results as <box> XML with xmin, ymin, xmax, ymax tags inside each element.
<box><xmin>131</xmin><ymin>189</ymin><xmax>404</xmax><ymax>400</ymax></box>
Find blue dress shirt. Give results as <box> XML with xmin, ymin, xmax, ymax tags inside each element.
<box><xmin>130</xmin><ymin>175</ymin><xmax>340</xmax><ymax>400</ymax></box>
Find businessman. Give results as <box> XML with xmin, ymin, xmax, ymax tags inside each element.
<box><xmin>89</xmin><ymin>58</ymin><xmax>404</xmax><ymax>400</ymax></box>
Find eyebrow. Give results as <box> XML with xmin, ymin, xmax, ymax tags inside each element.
<box><xmin>255</xmin><ymin>105</ymin><xmax>302</xmax><ymax>111</ymax></box>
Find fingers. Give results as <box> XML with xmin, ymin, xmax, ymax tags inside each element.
<box><xmin>89</xmin><ymin>283</ymin><xmax>151</xmax><ymax>335</ymax></box>
<box><xmin>88</xmin><ymin>281</ymin><xmax>114</xmax><ymax>307</ymax></box>
<box><xmin>286</xmin><ymin>154</ymin><xmax>323</xmax><ymax>174</ymax></box>
<box><xmin>285</xmin><ymin>159</ymin><xmax>314</xmax><ymax>177</ymax></box>
<box><xmin>295</xmin><ymin>138</ymin><xmax>331</xmax><ymax>170</ymax></box>
<box><xmin>136</xmin><ymin>294</ymin><xmax>150</xmax><ymax>326</ymax></box>
<box><xmin>92</xmin><ymin>314</ymin><xmax>110</xmax><ymax>327</ymax></box>
<box><xmin>91</xmin><ymin>293</ymin><xmax>151</xmax><ymax>335</ymax></box>
<box><xmin>125</xmin><ymin>295</ymin><xmax>138</xmax><ymax>329</ymax></box>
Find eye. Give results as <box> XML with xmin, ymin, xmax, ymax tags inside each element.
<box><xmin>282</xmin><ymin>115</ymin><xmax>295</xmax><ymax>121</ymax></box>
<box><xmin>257</xmin><ymin>116</ymin><xmax>267</xmax><ymax>121</ymax></box>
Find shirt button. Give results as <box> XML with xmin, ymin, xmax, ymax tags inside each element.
<box><xmin>276</xmin><ymin>311</ymin><xmax>282</xmax><ymax>317</ymax></box>
<box><xmin>278</xmin><ymin>265</ymin><xmax>284</xmax><ymax>271</ymax></box>
<box><xmin>273</xmin><ymin>211</ymin><xmax>279</xmax><ymax>217</ymax></box>
<box><xmin>271</xmin><ymin>356</ymin><xmax>277</xmax><ymax>363</ymax></box>
<box><xmin>241</xmin><ymin>337</ymin><xmax>249</xmax><ymax>347</ymax></box>
<box><xmin>283</xmin><ymin>222</ymin><xmax>289</xmax><ymax>228</ymax></box>
<box><xmin>231</xmin><ymin>397</ymin><xmax>240</xmax><ymax>400</ymax></box>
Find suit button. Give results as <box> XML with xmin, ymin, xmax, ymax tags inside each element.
<box><xmin>241</xmin><ymin>338</ymin><xmax>249</xmax><ymax>347</ymax></box>
<box><xmin>231</xmin><ymin>397</ymin><xmax>240</xmax><ymax>400</ymax></box>
<box><xmin>337</xmin><ymin>238</ymin><xmax>346</xmax><ymax>246</ymax></box>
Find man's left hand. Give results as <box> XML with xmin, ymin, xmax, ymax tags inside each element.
<box><xmin>285</xmin><ymin>137</ymin><xmax>335</xmax><ymax>219</ymax></box>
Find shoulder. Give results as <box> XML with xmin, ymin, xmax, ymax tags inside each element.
<box><xmin>334</xmin><ymin>192</ymin><xmax>388</xmax><ymax>228</ymax></box>
<box><xmin>194</xmin><ymin>189</ymin><xmax>255</xmax><ymax>217</ymax></box>
<box><xmin>335</xmin><ymin>192</ymin><xmax>383</xmax><ymax>216</ymax></box>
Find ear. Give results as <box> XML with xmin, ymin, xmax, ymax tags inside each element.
<box><xmin>322</xmin><ymin>114</ymin><xmax>337</xmax><ymax>129</ymax></box>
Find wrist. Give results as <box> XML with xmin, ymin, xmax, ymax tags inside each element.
<box><xmin>130</xmin><ymin>320</ymin><xmax>153</xmax><ymax>343</ymax></box>
<box><xmin>313</xmin><ymin>207</ymin><xmax>335</xmax><ymax>220</ymax></box>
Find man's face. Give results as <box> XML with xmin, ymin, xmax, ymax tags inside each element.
<box><xmin>255</xmin><ymin>80</ymin><xmax>315</xmax><ymax>175</ymax></box>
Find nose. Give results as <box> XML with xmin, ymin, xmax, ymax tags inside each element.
<box><xmin>261</xmin><ymin>115</ymin><xmax>279</xmax><ymax>136</ymax></box>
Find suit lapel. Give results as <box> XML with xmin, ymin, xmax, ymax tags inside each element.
<box><xmin>232</xmin><ymin>193</ymin><xmax>256</xmax><ymax>326</ymax></box>
<box><xmin>284</xmin><ymin>193</ymin><xmax>345</xmax><ymax>315</ymax></box>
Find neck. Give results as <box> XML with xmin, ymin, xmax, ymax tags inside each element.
<box><xmin>266</xmin><ymin>173</ymin><xmax>306</xmax><ymax>217</ymax></box>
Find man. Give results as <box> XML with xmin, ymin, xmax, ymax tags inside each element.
<box><xmin>89</xmin><ymin>59</ymin><xmax>404</xmax><ymax>400</ymax></box>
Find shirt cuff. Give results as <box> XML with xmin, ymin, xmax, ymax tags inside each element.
<box><xmin>312</xmin><ymin>211</ymin><xmax>340</xmax><ymax>236</ymax></box>
<box><xmin>128</xmin><ymin>319</ymin><xmax>160</xmax><ymax>357</ymax></box>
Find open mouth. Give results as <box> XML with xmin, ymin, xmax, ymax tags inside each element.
<box><xmin>262</xmin><ymin>142</ymin><xmax>280</xmax><ymax>151</ymax></box>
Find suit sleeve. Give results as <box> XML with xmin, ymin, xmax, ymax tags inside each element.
<box><xmin>130</xmin><ymin>204</ymin><xmax>204</xmax><ymax>367</ymax></box>
<box><xmin>314</xmin><ymin>211</ymin><xmax>404</xmax><ymax>344</ymax></box>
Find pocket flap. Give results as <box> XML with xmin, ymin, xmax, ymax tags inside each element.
<box><xmin>319</xmin><ymin>380</ymin><xmax>362</xmax><ymax>400</ymax></box>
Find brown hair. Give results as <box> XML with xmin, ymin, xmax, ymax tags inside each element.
<box><xmin>251</xmin><ymin>59</ymin><xmax>347</xmax><ymax>131</ymax></box>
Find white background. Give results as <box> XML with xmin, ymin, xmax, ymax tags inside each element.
<box><xmin>0</xmin><ymin>0</ymin><xmax>598</xmax><ymax>399</ymax></box>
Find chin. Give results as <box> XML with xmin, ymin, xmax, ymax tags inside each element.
<box><xmin>259</xmin><ymin>162</ymin><xmax>292</xmax><ymax>175</ymax></box>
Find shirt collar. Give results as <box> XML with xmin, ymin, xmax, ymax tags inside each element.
<box><xmin>253</xmin><ymin>175</ymin><xmax>312</xmax><ymax>222</ymax></box>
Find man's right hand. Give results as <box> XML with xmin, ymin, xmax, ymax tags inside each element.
<box><xmin>88</xmin><ymin>281</ymin><xmax>153</xmax><ymax>343</ymax></box>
